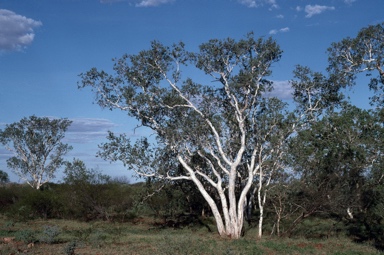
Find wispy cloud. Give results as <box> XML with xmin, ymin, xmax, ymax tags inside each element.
<box><xmin>267</xmin><ymin>80</ymin><xmax>293</xmax><ymax>100</ymax></box>
<box><xmin>344</xmin><ymin>0</ymin><xmax>356</xmax><ymax>4</ymax></box>
<box><xmin>304</xmin><ymin>5</ymin><xmax>335</xmax><ymax>18</ymax></box>
<box><xmin>100</xmin><ymin>0</ymin><xmax>174</xmax><ymax>7</ymax></box>
<box><xmin>66</xmin><ymin>118</ymin><xmax>118</xmax><ymax>143</ymax></box>
<box><xmin>269</xmin><ymin>27</ymin><xmax>289</xmax><ymax>35</ymax></box>
<box><xmin>0</xmin><ymin>148</ymin><xmax>13</xmax><ymax>161</ymax></box>
<box><xmin>238</xmin><ymin>0</ymin><xmax>278</xmax><ymax>9</ymax></box>
<box><xmin>0</xmin><ymin>9</ymin><xmax>42</xmax><ymax>52</ymax></box>
<box><xmin>136</xmin><ymin>0</ymin><xmax>174</xmax><ymax>7</ymax></box>
<box><xmin>276</xmin><ymin>14</ymin><xmax>284</xmax><ymax>19</ymax></box>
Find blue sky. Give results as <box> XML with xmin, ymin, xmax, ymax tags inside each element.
<box><xmin>0</xmin><ymin>0</ymin><xmax>383</xmax><ymax>183</ymax></box>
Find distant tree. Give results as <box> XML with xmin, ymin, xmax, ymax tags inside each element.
<box><xmin>79</xmin><ymin>34</ymin><xmax>342</xmax><ymax>238</ymax></box>
<box><xmin>0</xmin><ymin>170</ymin><xmax>9</xmax><ymax>184</ymax></box>
<box><xmin>63</xmin><ymin>159</ymin><xmax>117</xmax><ymax>221</ymax></box>
<box><xmin>63</xmin><ymin>158</ymin><xmax>110</xmax><ymax>185</ymax></box>
<box><xmin>0</xmin><ymin>116</ymin><xmax>72</xmax><ymax>189</ymax></box>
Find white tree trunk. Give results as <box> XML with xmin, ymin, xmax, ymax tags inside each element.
<box><xmin>258</xmin><ymin>204</ymin><xmax>264</xmax><ymax>238</ymax></box>
<box><xmin>178</xmin><ymin>156</ymin><xmax>250</xmax><ymax>239</ymax></box>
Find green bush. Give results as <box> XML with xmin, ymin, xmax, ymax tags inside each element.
<box><xmin>39</xmin><ymin>225</ymin><xmax>61</xmax><ymax>244</ymax></box>
<box><xmin>346</xmin><ymin>185</ymin><xmax>384</xmax><ymax>250</ymax></box>
<box><xmin>64</xmin><ymin>240</ymin><xmax>77</xmax><ymax>255</ymax></box>
<box><xmin>15</xmin><ymin>229</ymin><xmax>37</xmax><ymax>243</ymax></box>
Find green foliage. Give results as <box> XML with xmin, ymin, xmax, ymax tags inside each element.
<box><xmin>0</xmin><ymin>115</ymin><xmax>72</xmax><ymax>189</ymax></box>
<box><xmin>0</xmin><ymin>217</ymin><xmax>381</xmax><ymax>254</ymax></box>
<box><xmin>79</xmin><ymin>27</ymin><xmax>345</xmax><ymax>239</ymax></box>
<box><xmin>64</xmin><ymin>240</ymin><xmax>77</xmax><ymax>255</ymax></box>
<box><xmin>347</xmin><ymin>184</ymin><xmax>384</xmax><ymax>250</ymax></box>
<box><xmin>1</xmin><ymin>180</ymin><xmax>137</xmax><ymax>222</ymax></box>
<box><xmin>61</xmin><ymin>159</ymin><xmax>135</xmax><ymax>221</ymax></box>
<box><xmin>72</xmin><ymin>227</ymin><xmax>93</xmax><ymax>241</ymax></box>
<box><xmin>64</xmin><ymin>158</ymin><xmax>111</xmax><ymax>185</ymax></box>
<box><xmin>11</xmin><ymin>188</ymin><xmax>63</xmax><ymax>220</ymax></box>
<box><xmin>287</xmin><ymin>103</ymin><xmax>383</xmax><ymax>216</ymax></box>
<box><xmin>39</xmin><ymin>225</ymin><xmax>61</xmax><ymax>244</ymax></box>
<box><xmin>89</xmin><ymin>229</ymin><xmax>108</xmax><ymax>248</ymax></box>
<box><xmin>15</xmin><ymin>229</ymin><xmax>37</xmax><ymax>243</ymax></box>
<box><xmin>2</xmin><ymin>185</ymin><xmax>61</xmax><ymax>221</ymax></box>
<box><xmin>0</xmin><ymin>185</ymin><xmax>18</xmax><ymax>211</ymax></box>
<box><xmin>327</xmin><ymin>22</ymin><xmax>384</xmax><ymax>107</ymax></box>
<box><xmin>0</xmin><ymin>169</ymin><xmax>9</xmax><ymax>183</ymax></box>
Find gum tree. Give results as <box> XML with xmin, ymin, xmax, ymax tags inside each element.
<box><xmin>0</xmin><ymin>116</ymin><xmax>72</xmax><ymax>189</ymax></box>
<box><xmin>327</xmin><ymin>21</ymin><xmax>384</xmax><ymax>209</ymax></box>
<box><xmin>327</xmin><ymin>22</ymin><xmax>384</xmax><ymax>248</ymax></box>
<box><xmin>79</xmin><ymin>33</ymin><xmax>340</xmax><ymax>238</ymax></box>
<box><xmin>327</xmin><ymin>22</ymin><xmax>384</xmax><ymax>107</ymax></box>
<box><xmin>288</xmin><ymin>103</ymin><xmax>383</xmax><ymax>219</ymax></box>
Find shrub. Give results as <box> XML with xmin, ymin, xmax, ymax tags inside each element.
<box><xmin>64</xmin><ymin>240</ymin><xmax>77</xmax><ymax>255</ymax></box>
<box><xmin>15</xmin><ymin>229</ymin><xmax>37</xmax><ymax>243</ymax></box>
<box><xmin>6</xmin><ymin>187</ymin><xmax>64</xmax><ymax>220</ymax></box>
<box><xmin>39</xmin><ymin>225</ymin><xmax>61</xmax><ymax>244</ymax></box>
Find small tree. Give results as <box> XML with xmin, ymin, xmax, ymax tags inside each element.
<box><xmin>64</xmin><ymin>158</ymin><xmax>110</xmax><ymax>185</ymax></box>
<box><xmin>0</xmin><ymin>116</ymin><xmax>72</xmax><ymax>189</ymax></box>
<box><xmin>0</xmin><ymin>170</ymin><xmax>9</xmax><ymax>184</ymax></box>
<box><xmin>63</xmin><ymin>159</ymin><xmax>115</xmax><ymax>220</ymax></box>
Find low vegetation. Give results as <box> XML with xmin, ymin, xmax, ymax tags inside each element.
<box><xmin>0</xmin><ymin>216</ymin><xmax>381</xmax><ymax>255</ymax></box>
<box><xmin>0</xmin><ymin>180</ymin><xmax>383</xmax><ymax>254</ymax></box>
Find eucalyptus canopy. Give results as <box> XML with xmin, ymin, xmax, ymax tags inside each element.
<box><xmin>327</xmin><ymin>22</ymin><xmax>384</xmax><ymax>107</ymax></box>
<box><xmin>79</xmin><ymin>33</ymin><xmax>340</xmax><ymax>238</ymax></box>
<box><xmin>0</xmin><ymin>116</ymin><xmax>72</xmax><ymax>189</ymax></box>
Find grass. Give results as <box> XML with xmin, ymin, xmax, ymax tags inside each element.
<box><xmin>0</xmin><ymin>216</ymin><xmax>382</xmax><ymax>255</ymax></box>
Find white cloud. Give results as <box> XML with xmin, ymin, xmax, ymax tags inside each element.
<box><xmin>267</xmin><ymin>80</ymin><xmax>293</xmax><ymax>100</ymax></box>
<box><xmin>0</xmin><ymin>9</ymin><xmax>42</xmax><ymax>52</ymax></box>
<box><xmin>66</xmin><ymin>118</ymin><xmax>118</xmax><ymax>143</ymax></box>
<box><xmin>276</xmin><ymin>14</ymin><xmax>284</xmax><ymax>19</ymax></box>
<box><xmin>344</xmin><ymin>0</ymin><xmax>356</xmax><ymax>4</ymax></box>
<box><xmin>269</xmin><ymin>29</ymin><xmax>278</xmax><ymax>35</ymax></box>
<box><xmin>136</xmin><ymin>0</ymin><xmax>174</xmax><ymax>7</ymax></box>
<box><xmin>238</xmin><ymin>0</ymin><xmax>278</xmax><ymax>8</ymax></box>
<box><xmin>269</xmin><ymin>27</ymin><xmax>289</xmax><ymax>35</ymax></box>
<box><xmin>238</xmin><ymin>0</ymin><xmax>257</xmax><ymax>7</ymax></box>
<box><xmin>266</xmin><ymin>0</ymin><xmax>278</xmax><ymax>9</ymax></box>
<box><xmin>305</xmin><ymin>5</ymin><xmax>335</xmax><ymax>18</ymax></box>
<box><xmin>296</xmin><ymin>6</ymin><xmax>302</xmax><ymax>11</ymax></box>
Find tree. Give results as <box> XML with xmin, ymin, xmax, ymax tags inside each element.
<box><xmin>286</xmin><ymin>103</ymin><xmax>384</xmax><ymax>236</ymax></box>
<box><xmin>0</xmin><ymin>116</ymin><xmax>72</xmax><ymax>189</ymax></box>
<box><xmin>327</xmin><ymin>22</ymin><xmax>384</xmax><ymax>107</ymax></box>
<box><xmin>63</xmin><ymin>158</ymin><xmax>110</xmax><ymax>185</ymax></box>
<box><xmin>79</xmin><ymin>34</ymin><xmax>341</xmax><ymax>238</ymax></box>
<box><xmin>63</xmin><ymin>159</ymin><xmax>115</xmax><ymax>220</ymax></box>
<box><xmin>262</xmin><ymin>21</ymin><xmax>384</xmax><ymax>243</ymax></box>
<box><xmin>0</xmin><ymin>170</ymin><xmax>9</xmax><ymax>184</ymax></box>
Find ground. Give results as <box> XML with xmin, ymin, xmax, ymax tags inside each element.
<box><xmin>0</xmin><ymin>217</ymin><xmax>381</xmax><ymax>255</ymax></box>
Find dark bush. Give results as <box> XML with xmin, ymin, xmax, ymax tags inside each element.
<box><xmin>5</xmin><ymin>185</ymin><xmax>63</xmax><ymax>220</ymax></box>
